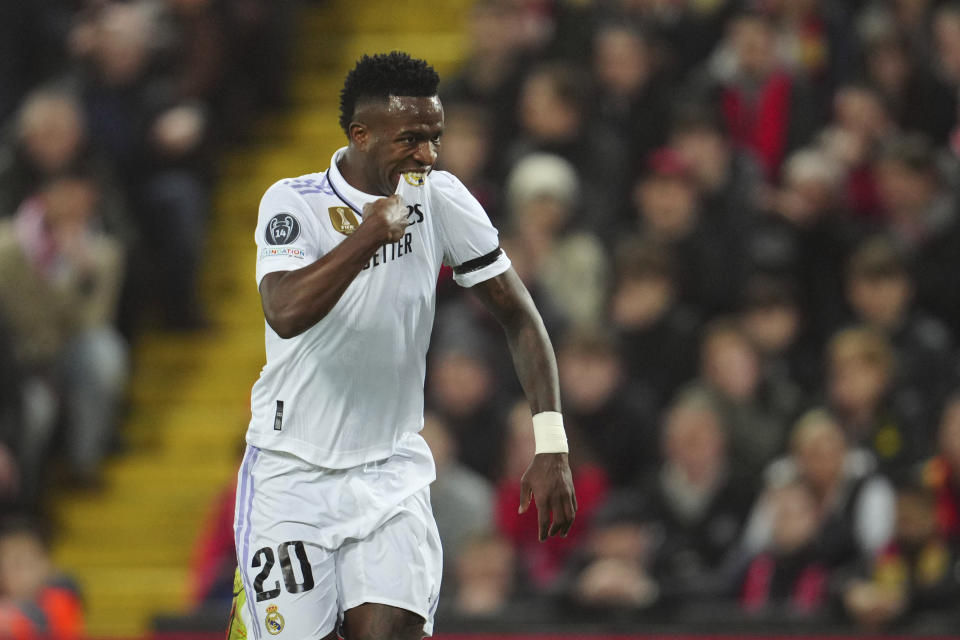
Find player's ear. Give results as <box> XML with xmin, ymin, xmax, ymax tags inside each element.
<box><xmin>349</xmin><ymin>122</ymin><xmax>369</xmax><ymax>149</ymax></box>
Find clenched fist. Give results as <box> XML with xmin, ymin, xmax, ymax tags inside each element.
<box><xmin>362</xmin><ymin>194</ymin><xmax>409</xmax><ymax>244</ymax></box>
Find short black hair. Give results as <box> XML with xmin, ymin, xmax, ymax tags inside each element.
<box><xmin>339</xmin><ymin>51</ymin><xmax>440</xmax><ymax>135</ymax></box>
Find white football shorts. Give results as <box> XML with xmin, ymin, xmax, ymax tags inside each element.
<box><xmin>232</xmin><ymin>434</ymin><xmax>442</xmax><ymax>639</ymax></box>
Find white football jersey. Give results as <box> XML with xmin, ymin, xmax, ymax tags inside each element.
<box><xmin>247</xmin><ymin>148</ymin><xmax>511</xmax><ymax>468</ymax></box>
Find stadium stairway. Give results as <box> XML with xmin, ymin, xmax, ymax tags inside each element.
<box><xmin>48</xmin><ymin>1</ymin><xmax>473</xmax><ymax>636</ymax></box>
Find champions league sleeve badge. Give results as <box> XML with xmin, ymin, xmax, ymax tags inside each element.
<box><xmin>265</xmin><ymin>213</ymin><xmax>302</xmax><ymax>245</ymax></box>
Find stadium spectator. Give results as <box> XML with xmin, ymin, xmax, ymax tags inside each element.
<box><xmin>0</xmin><ymin>517</ymin><xmax>83</xmax><ymax>640</ymax></box>
<box><xmin>158</xmin><ymin>0</ymin><xmax>226</xmax><ymax>106</ymax></box>
<box><xmin>817</xmin><ymin>84</ymin><xmax>896</xmax><ymax>219</ymax></box>
<box><xmin>427</xmin><ymin>341</ymin><xmax>506</xmax><ymax>482</ymax></box>
<box><xmin>501</xmin><ymin>153</ymin><xmax>609</xmax><ymax>327</ymax></box>
<box><xmin>214</xmin><ymin>0</ymin><xmax>297</xmax><ymax>136</ymax></box>
<box><xmin>743</xmin><ymin>409</ymin><xmax>895</xmax><ymax>565</ymax></box>
<box><xmin>922</xmin><ymin>394</ymin><xmax>960</xmax><ymax>541</ymax></box>
<box><xmin>933</xmin><ymin>2</ymin><xmax>960</xmax><ymax>84</ymax></box>
<box><xmin>590</xmin><ymin>22</ymin><xmax>670</xmax><ymax>177</ymax></box>
<box><xmin>932</xmin><ymin>2</ymin><xmax>960</xmax><ymax>148</ymax></box>
<box><xmin>446</xmin><ymin>533</ymin><xmax>518</xmax><ymax>620</ymax></box>
<box><xmin>750</xmin><ymin>146</ymin><xmax>866</xmax><ymax>340</ymax></box>
<box><xmin>844</xmin><ymin>235</ymin><xmax>956</xmax><ymax>430</ymax></box>
<box><xmin>826</xmin><ymin>326</ymin><xmax>927</xmax><ymax>473</ymax></box>
<box><xmin>666</xmin><ymin>106</ymin><xmax>758</xmax><ymax>314</ymax></box>
<box><xmin>0</xmin><ymin>0</ymin><xmax>294</xmax><ymax>509</ymax></box>
<box><xmin>855</xmin><ymin>20</ymin><xmax>955</xmax><ymax>145</ymax></box>
<box><xmin>859</xmin><ymin>0</ymin><xmax>936</xmax><ymax>58</ymax></box>
<box><xmin>0</xmin><ymin>171</ymin><xmax>128</xmax><ymax>488</ymax></box>
<box><xmin>0</xmin><ymin>88</ymin><xmax>87</xmax><ymax>218</ymax></box>
<box><xmin>433</xmin><ymin>104</ymin><xmax>500</xmax><ymax>221</ymax></box>
<box><xmin>687</xmin><ymin>319</ymin><xmax>797</xmax><ymax>482</ymax></box>
<box><xmin>737</xmin><ymin>482</ymin><xmax>833</xmax><ymax>620</ymax></box>
<box><xmin>629</xmin><ymin>147</ymin><xmax>733</xmax><ymax>316</ymax></box>
<box><xmin>0</xmin><ymin>87</ymin><xmax>129</xmax><ymax>238</ymax></box>
<box><xmin>431</xmin><ymin>282</ymin><xmax>552</xmax><ymax>402</ymax></box>
<box><xmin>873</xmin><ymin>134</ymin><xmax>960</xmax><ymax>336</ymax></box>
<box><xmin>557</xmin><ymin>328</ymin><xmax>658</xmax><ymax>488</ymax></box>
<box><xmin>843</xmin><ymin>480</ymin><xmax>960</xmax><ymax>631</ymax></box>
<box><xmin>668</xmin><ymin>103</ymin><xmax>764</xmax><ymax>240</ymax></box>
<box><xmin>495</xmin><ymin>400</ymin><xmax>609</xmax><ymax>590</ymax></box>
<box><xmin>737</xmin><ymin>275</ymin><xmax>820</xmax><ymax>395</ymax></box>
<box><xmin>441</xmin><ymin>0</ymin><xmax>528</xmax><ymax>151</ymax></box>
<box><xmin>695</xmin><ymin>10</ymin><xmax>821</xmax><ymax>180</ymax></box>
<box><xmin>609</xmin><ymin>0</ymin><xmax>733</xmax><ymax>78</ymax></box>
<box><xmin>759</xmin><ymin>0</ymin><xmax>855</xmax><ymax>97</ymax></box>
<box><xmin>71</xmin><ymin>1</ymin><xmax>211</xmax><ymax>329</ymax></box>
<box><xmin>580</xmin><ymin>388</ymin><xmax>755</xmax><ymax>612</ymax></box>
<box><xmin>420</xmin><ymin>412</ymin><xmax>495</xmax><ymax>583</ymax></box>
<box><xmin>564</xmin><ymin>518</ymin><xmax>659</xmax><ymax>612</ymax></box>
<box><xmin>609</xmin><ymin>240</ymin><xmax>700</xmax><ymax>408</ymax></box>
<box><xmin>767</xmin><ymin>146</ymin><xmax>848</xmax><ymax>228</ymax></box>
<box><xmin>508</xmin><ymin>63</ymin><xmax>628</xmax><ymax>223</ymax></box>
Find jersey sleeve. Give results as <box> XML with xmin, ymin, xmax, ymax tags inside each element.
<box><xmin>432</xmin><ymin>172</ymin><xmax>511</xmax><ymax>287</ymax></box>
<box><xmin>254</xmin><ymin>180</ymin><xmax>322</xmax><ymax>286</ymax></box>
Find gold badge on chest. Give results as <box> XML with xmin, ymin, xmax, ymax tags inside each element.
<box><xmin>328</xmin><ymin>206</ymin><xmax>359</xmax><ymax>235</ymax></box>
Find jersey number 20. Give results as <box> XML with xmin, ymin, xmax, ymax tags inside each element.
<box><xmin>251</xmin><ymin>541</ymin><xmax>314</xmax><ymax>602</ymax></box>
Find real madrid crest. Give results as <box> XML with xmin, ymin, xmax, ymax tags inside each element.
<box><xmin>403</xmin><ymin>172</ymin><xmax>425</xmax><ymax>186</ymax></box>
<box><xmin>264</xmin><ymin>604</ymin><xmax>285</xmax><ymax>635</ymax></box>
<box><xmin>328</xmin><ymin>206</ymin><xmax>359</xmax><ymax>236</ymax></box>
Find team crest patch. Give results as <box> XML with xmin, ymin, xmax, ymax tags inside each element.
<box><xmin>264</xmin><ymin>604</ymin><xmax>285</xmax><ymax>635</ymax></box>
<box><xmin>403</xmin><ymin>172</ymin><xmax>425</xmax><ymax>186</ymax></box>
<box><xmin>265</xmin><ymin>214</ymin><xmax>301</xmax><ymax>245</ymax></box>
<box><xmin>328</xmin><ymin>206</ymin><xmax>359</xmax><ymax>235</ymax></box>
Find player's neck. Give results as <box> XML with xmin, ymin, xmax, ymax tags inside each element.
<box><xmin>338</xmin><ymin>149</ymin><xmax>381</xmax><ymax>197</ymax></box>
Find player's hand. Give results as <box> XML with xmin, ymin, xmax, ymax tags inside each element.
<box><xmin>518</xmin><ymin>452</ymin><xmax>576</xmax><ymax>541</ymax></box>
<box><xmin>361</xmin><ymin>194</ymin><xmax>409</xmax><ymax>243</ymax></box>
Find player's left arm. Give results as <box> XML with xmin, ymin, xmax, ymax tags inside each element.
<box><xmin>470</xmin><ymin>266</ymin><xmax>577</xmax><ymax>541</ymax></box>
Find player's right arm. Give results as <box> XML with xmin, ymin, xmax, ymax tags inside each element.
<box><xmin>259</xmin><ymin>194</ymin><xmax>408</xmax><ymax>338</ymax></box>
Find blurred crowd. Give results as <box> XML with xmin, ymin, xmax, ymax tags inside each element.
<box><xmin>414</xmin><ymin>0</ymin><xmax>960</xmax><ymax>633</ymax></box>
<box><xmin>11</xmin><ymin>0</ymin><xmax>960</xmax><ymax>636</ymax></box>
<box><xmin>0</xmin><ymin>0</ymin><xmax>297</xmax><ymax>636</ymax></box>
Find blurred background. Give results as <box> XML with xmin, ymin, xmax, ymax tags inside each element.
<box><xmin>2</xmin><ymin>0</ymin><xmax>960</xmax><ymax>638</ymax></box>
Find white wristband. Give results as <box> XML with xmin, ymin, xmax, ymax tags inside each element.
<box><xmin>532</xmin><ymin>411</ymin><xmax>568</xmax><ymax>454</ymax></box>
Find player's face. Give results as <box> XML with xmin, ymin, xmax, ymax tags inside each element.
<box><xmin>353</xmin><ymin>95</ymin><xmax>444</xmax><ymax>196</ymax></box>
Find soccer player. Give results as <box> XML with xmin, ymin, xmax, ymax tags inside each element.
<box><xmin>227</xmin><ymin>52</ymin><xmax>576</xmax><ymax>640</ymax></box>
